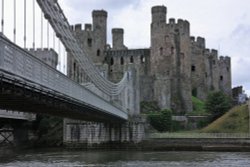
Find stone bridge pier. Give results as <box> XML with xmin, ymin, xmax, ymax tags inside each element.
<box><xmin>63</xmin><ymin>116</ymin><xmax>145</xmax><ymax>148</ymax></box>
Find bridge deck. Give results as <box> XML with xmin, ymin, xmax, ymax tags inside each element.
<box><xmin>0</xmin><ymin>35</ymin><xmax>128</xmax><ymax>122</ymax></box>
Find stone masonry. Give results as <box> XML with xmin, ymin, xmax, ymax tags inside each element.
<box><xmin>65</xmin><ymin>5</ymin><xmax>232</xmax><ymax>146</ymax></box>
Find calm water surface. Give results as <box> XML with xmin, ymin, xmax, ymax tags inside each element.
<box><xmin>1</xmin><ymin>149</ymin><xmax>250</xmax><ymax>167</ymax></box>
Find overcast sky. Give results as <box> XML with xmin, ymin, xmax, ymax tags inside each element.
<box><xmin>1</xmin><ymin>0</ymin><xmax>250</xmax><ymax>96</ymax></box>
<box><xmin>59</xmin><ymin>0</ymin><xmax>250</xmax><ymax>95</ymax></box>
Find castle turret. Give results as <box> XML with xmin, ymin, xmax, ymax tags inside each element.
<box><xmin>219</xmin><ymin>56</ymin><xmax>232</xmax><ymax>96</ymax></box>
<box><xmin>92</xmin><ymin>10</ymin><xmax>107</xmax><ymax>63</ymax></box>
<box><xmin>151</xmin><ymin>6</ymin><xmax>167</xmax><ymax>24</ymax></box>
<box><xmin>150</xmin><ymin>5</ymin><xmax>167</xmax><ymax>75</ymax></box>
<box><xmin>112</xmin><ymin>28</ymin><xmax>127</xmax><ymax>50</ymax></box>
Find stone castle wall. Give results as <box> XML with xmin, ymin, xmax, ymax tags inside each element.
<box><xmin>67</xmin><ymin>5</ymin><xmax>232</xmax><ymax>114</ymax></box>
<box><xmin>64</xmin><ymin>5</ymin><xmax>232</xmax><ymax>146</ymax></box>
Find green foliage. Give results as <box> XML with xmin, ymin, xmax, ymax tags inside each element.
<box><xmin>188</xmin><ymin>96</ymin><xmax>209</xmax><ymax>116</ymax></box>
<box><xmin>148</xmin><ymin>109</ymin><xmax>172</xmax><ymax>132</ymax></box>
<box><xmin>202</xmin><ymin>104</ymin><xmax>249</xmax><ymax>133</ymax></box>
<box><xmin>140</xmin><ymin>101</ymin><xmax>160</xmax><ymax>113</ymax></box>
<box><xmin>205</xmin><ymin>91</ymin><xmax>232</xmax><ymax>121</ymax></box>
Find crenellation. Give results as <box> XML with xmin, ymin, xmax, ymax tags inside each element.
<box><xmin>190</xmin><ymin>36</ymin><xmax>195</xmax><ymax>42</ymax></box>
<box><xmin>169</xmin><ymin>18</ymin><xmax>175</xmax><ymax>24</ymax></box>
<box><xmin>67</xmin><ymin>4</ymin><xmax>231</xmax><ymax>116</ymax></box>
<box><xmin>84</xmin><ymin>24</ymin><xmax>92</xmax><ymax>31</ymax></box>
<box><xmin>196</xmin><ymin>37</ymin><xmax>205</xmax><ymax>48</ymax></box>
<box><xmin>151</xmin><ymin>6</ymin><xmax>167</xmax><ymax>24</ymax></box>
<box><xmin>75</xmin><ymin>24</ymin><xmax>82</xmax><ymax>32</ymax></box>
<box><xmin>65</xmin><ymin>4</ymin><xmax>232</xmax><ymax>146</ymax></box>
<box><xmin>211</xmin><ymin>49</ymin><xmax>218</xmax><ymax>56</ymax></box>
<box><xmin>92</xmin><ymin>10</ymin><xmax>108</xmax><ymax>18</ymax></box>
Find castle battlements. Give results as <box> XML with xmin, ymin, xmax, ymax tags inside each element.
<box><xmin>165</xmin><ymin>18</ymin><xmax>190</xmax><ymax>35</ymax></box>
<box><xmin>72</xmin><ymin>23</ymin><xmax>93</xmax><ymax>32</ymax></box>
<box><xmin>219</xmin><ymin>56</ymin><xmax>231</xmax><ymax>65</ymax></box>
<box><xmin>92</xmin><ymin>10</ymin><xmax>107</xmax><ymax>18</ymax></box>
<box><xmin>67</xmin><ymin>5</ymin><xmax>232</xmax><ymax>115</ymax></box>
<box><xmin>190</xmin><ymin>36</ymin><xmax>206</xmax><ymax>48</ymax></box>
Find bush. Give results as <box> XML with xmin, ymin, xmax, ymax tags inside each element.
<box><xmin>205</xmin><ymin>91</ymin><xmax>232</xmax><ymax>121</ymax></box>
<box><xmin>148</xmin><ymin>109</ymin><xmax>172</xmax><ymax>132</ymax></box>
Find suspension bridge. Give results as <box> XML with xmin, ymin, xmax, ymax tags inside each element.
<box><xmin>0</xmin><ymin>0</ymin><xmax>130</xmax><ymax>122</ymax></box>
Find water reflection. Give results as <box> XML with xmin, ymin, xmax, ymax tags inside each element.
<box><xmin>0</xmin><ymin>149</ymin><xmax>250</xmax><ymax>167</ymax></box>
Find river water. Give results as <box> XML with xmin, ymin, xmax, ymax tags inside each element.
<box><xmin>1</xmin><ymin>149</ymin><xmax>250</xmax><ymax>167</ymax></box>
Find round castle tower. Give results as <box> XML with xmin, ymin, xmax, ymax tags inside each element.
<box><xmin>150</xmin><ymin>5</ymin><xmax>167</xmax><ymax>76</ymax></box>
<box><xmin>151</xmin><ymin>6</ymin><xmax>167</xmax><ymax>24</ymax></box>
<box><xmin>92</xmin><ymin>10</ymin><xmax>107</xmax><ymax>63</ymax></box>
<box><xmin>112</xmin><ymin>28</ymin><xmax>127</xmax><ymax>50</ymax></box>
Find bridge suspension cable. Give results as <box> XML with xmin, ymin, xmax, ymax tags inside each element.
<box><xmin>40</xmin><ymin>9</ymin><xmax>43</xmax><ymax>49</ymax></box>
<box><xmin>33</xmin><ymin>0</ymin><xmax>35</xmax><ymax>48</ymax></box>
<box><xmin>13</xmin><ymin>0</ymin><xmax>16</xmax><ymax>43</ymax></box>
<box><xmin>24</xmin><ymin>0</ymin><xmax>26</xmax><ymax>48</ymax></box>
<box><xmin>1</xmin><ymin>0</ymin><xmax>4</xmax><ymax>34</ymax></box>
<box><xmin>37</xmin><ymin>0</ymin><xmax>128</xmax><ymax>96</ymax></box>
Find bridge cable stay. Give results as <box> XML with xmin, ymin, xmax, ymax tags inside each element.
<box><xmin>40</xmin><ymin>8</ymin><xmax>43</xmax><ymax>49</ymax></box>
<box><xmin>24</xmin><ymin>0</ymin><xmax>26</xmax><ymax>48</ymax></box>
<box><xmin>63</xmin><ymin>47</ymin><xmax>66</xmax><ymax>74</ymax></box>
<box><xmin>58</xmin><ymin>37</ymin><xmax>61</xmax><ymax>71</ymax></box>
<box><xmin>47</xmin><ymin>20</ymin><xmax>49</xmax><ymax>48</ymax></box>
<box><xmin>39</xmin><ymin>0</ymin><xmax>112</xmax><ymax>93</ymax></box>
<box><xmin>13</xmin><ymin>0</ymin><xmax>16</xmax><ymax>43</ymax></box>
<box><xmin>37</xmin><ymin>0</ymin><xmax>128</xmax><ymax>96</ymax></box>
<box><xmin>1</xmin><ymin>0</ymin><xmax>4</xmax><ymax>34</ymax></box>
<box><xmin>33</xmin><ymin>0</ymin><xmax>35</xmax><ymax>49</ymax></box>
<box><xmin>53</xmin><ymin>31</ymin><xmax>55</xmax><ymax>50</ymax></box>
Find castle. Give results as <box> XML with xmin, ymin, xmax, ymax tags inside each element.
<box><xmin>67</xmin><ymin>5</ymin><xmax>232</xmax><ymax>115</ymax></box>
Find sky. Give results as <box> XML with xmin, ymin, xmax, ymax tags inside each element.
<box><xmin>59</xmin><ymin>0</ymin><xmax>250</xmax><ymax>96</ymax></box>
<box><xmin>1</xmin><ymin>0</ymin><xmax>250</xmax><ymax>96</ymax></box>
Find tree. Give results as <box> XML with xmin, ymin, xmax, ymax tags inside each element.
<box><xmin>205</xmin><ymin>91</ymin><xmax>232</xmax><ymax>121</ymax></box>
<box><xmin>148</xmin><ymin>109</ymin><xmax>172</xmax><ymax>132</ymax></box>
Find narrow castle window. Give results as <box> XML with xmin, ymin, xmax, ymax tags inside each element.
<box><xmin>140</xmin><ymin>55</ymin><xmax>145</xmax><ymax>63</ymax></box>
<box><xmin>110</xmin><ymin>57</ymin><xmax>114</xmax><ymax>66</ymax></box>
<box><xmin>120</xmin><ymin>57</ymin><xmax>124</xmax><ymax>65</ymax></box>
<box><xmin>160</xmin><ymin>47</ymin><xmax>163</xmax><ymax>55</ymax></box>
<box><xmin>205</xmin><ymin>72</ymin><xmax>208</xmax><ymax>78</ymax></box>
<box><xmin>171</xmin><ymin>47</ymin><xmax>174</xmax><ymax>54</ymax></box>
<box><xmin>212</xmin><ymin>60</ymin><xmax>216</xmax><ymax>65</ymax></box>
<box><xmin>97</xmin><ymin>49</ymin><xmax>100</xmax><ymax>56</ymax></box>
<box><xmin>220</xmin><ymin>75</ymin><xmax>223</xmax><ymax>81</ymax></box>
<box><xmin>191</xmin><ymin>65</ymin><xmax>196</xmax><ymax>72</ymax></box>
<box><xmin>227</xmin><ymin>67</ymin><xmax>229</xmax><ymax>72</ymax></box>
<box><xmin>130</xmin><ymin>56</ymin><xmax>134</xmax><ymax>63</ymax></box>
<box><xmin>87</xmin><ymin>38</ymin><xmax>92</xmax><ymax>47</ymax></box>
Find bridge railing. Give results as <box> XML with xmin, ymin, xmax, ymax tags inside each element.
<box><xmin>148</xmin><ymin>132</ymin><xmax>250</xmax><ymax>139</ymax></box>
<box><xmin>0</xmin><ymin>35</ymin><xmax>128</xmax><ymax>120</ymax></box>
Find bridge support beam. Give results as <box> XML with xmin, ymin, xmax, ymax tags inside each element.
<box><xmin>63</xmin><ymin>116</ymin><xmax>145</xmax><ymax>149</ymax></box>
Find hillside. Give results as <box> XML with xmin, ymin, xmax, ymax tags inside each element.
<box><xmin>202</xmin><ymin>104</ymin><xmax>249</xmax><ymax>133</ymax></box>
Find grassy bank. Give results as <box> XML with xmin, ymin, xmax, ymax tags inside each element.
<box><xmin>202</xmin><ymin>104</ymin><xmax>249</xmax><ymax>133</ymax></box>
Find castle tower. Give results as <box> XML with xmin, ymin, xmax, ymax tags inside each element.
<box><xmin>219</xmin><ymin>56</ymin><xmax>232</xmax><ymax>96</ymax></box>
<box><xmin>150</xmin><ymin>6</ymin><xmax>171</xmax><ymax>109</ymax></box>
<box><xmin>150</xmin><ymin>6</ymin><xmax>167</xmax><ymax>75</ymax></box>
<box><xmin>112</xmin><ymin>28</ymin><xmax>127</xmax><ymax>50</ymax></box>
<box><xmin>151</xmin><ymin>6</ymin><xmax>167</xmax><ymax>24</ymax></box>
<box><xmin>150</xmin><ymin>5</ymin><xmax>192</xmax><ymax>113</ymax></box>
<box><xmin>92</xmin><ymin>10</ymin><xmax>107</xmax><ymax>63</ymax></box>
